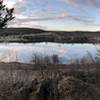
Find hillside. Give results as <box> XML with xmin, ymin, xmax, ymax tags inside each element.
<box><xmin>0</xmin><ymin>28</ymin><xmax>45</xmax><ymax>35</ymax></box>
<box><xmin>0</xmin><ymin>28</ymin><xmax>100</xmax><ymax>43</ymax></box>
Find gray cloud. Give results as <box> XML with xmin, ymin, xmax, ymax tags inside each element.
<box><xmin>96</xmin><ymin>8</ymin><xmax>100</xmax><ymax>12</ymax></box>
<box><xmin>69</xmin><ymin>15</ymin><xmax>94</xmax><ymax>24</ymax></box>
<box><xmin>60</xmin><ymin>0</ymin><xmax>100</xmax><ymax>8</ymax></box>
<box><xmin>12</xmin><ymin>12</ymin><xmax>67</xmax><ymax>24</ymax></box>
<box><xmin>6</xmin><ymin>0</ymin><xmax>99</xmax><ymax>29</ymax></box>
<box><xmin>11</xmin><ymin>14</ymin><xmax>95</xmax><ymax>27</ymax></box>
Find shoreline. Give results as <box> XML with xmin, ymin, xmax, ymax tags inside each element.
<box><xmin>0</xmin><ymin>62</ymin><xmax>98</xmax><ymax>71</ymax></box>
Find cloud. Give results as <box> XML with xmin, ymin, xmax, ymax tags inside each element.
<box><xmin>11</xmin><ymin>12</ymin><xmax>68</xmax><ymax>25</ymax></box>
<box><xmin>6</xmin><ymin>0</ymin><xmax>68</xmax><ymax>22</ymax></box>
<box><xmin>4</xmin><ymin>0</ymin><xmax>23</xmax><ymax>8</ymax></box>
<box><xmin>9</xmin><ymin>20</ymin><xmax>47</xmax><ymax>29</ymax></box>
<box><xmin>12</xmin><ymin>13</ymin><xmax>94</xmax><ymax>27</ymax></box>
<box><xmin>60</xmin><ymin>0</ymin><xmax>100</xmax><ymax>8</ymax></box>
<box><xmin>28</xmin><ymin>12</ymin><xmax>67</xmax><ymax>21</ymax></box>
<box><xmin>9</xmin><ymin>10</ymin><xmax>68</xmax><ymax>28</ymax></box>
<box><xmin>96</xmin><ymin>8</ymin><xmax>100</xmax><ymax>12</ymax></box>
<box><xmin>69</xmin><ymin>15</ymin><xmax>94</xmax><ymax>24</ymax></box>
<box><xmin>60</xmin><ymin>0</ymin><xmax>77</xmax><ymax>6</ymax></box>
<box><xmin>6</xmin><ymin>0</ymin><xmax>46</xmax><ymax>28</ymax></box>
<box><xmin>5</xmin><ymin>0</ymin><xmax>99</xmax><ymax>30</ymax></box>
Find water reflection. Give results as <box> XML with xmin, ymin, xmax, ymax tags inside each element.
<box><xmin>0</xmin><ymin>42</ymin><xmax>99</xmax><ymax>64</ymax></box>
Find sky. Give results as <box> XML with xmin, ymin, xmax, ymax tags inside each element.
<box><xmin>3</xmin><ymin>0</ymin><xmax>100</xmax><ymax>31</ymax></box>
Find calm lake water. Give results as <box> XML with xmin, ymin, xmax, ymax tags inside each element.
<box><xmin>0</xmin><ymin>42</ymin><xmax>99</xmax><ymax>64</ymax></box>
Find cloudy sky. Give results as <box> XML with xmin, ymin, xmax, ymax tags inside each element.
<box><xmin>4</xmin><ymin>0</ymin><xmax>100</xmax><ymax>31</ymax></box>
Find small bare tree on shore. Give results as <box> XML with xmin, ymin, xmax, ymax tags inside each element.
<box><xmin>52</xmin><ymin>54</ymin><xmax>59</xmax><ymax>64</ymax></box>
<box><xmin>31</xmin><ymin>54</ymin><xmax>61</xmax><ymax>80</ymax></box>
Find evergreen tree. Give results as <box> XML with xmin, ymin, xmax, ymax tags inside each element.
<box><xmin>0</xmin><ymin>0</ymin><xmax>14</xmax><ymax>28</ymax></box>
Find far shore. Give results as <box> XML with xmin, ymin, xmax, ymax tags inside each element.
<box><xmin>0</xmin><ymin>28</ymin><xmax>100</xmax><ymax>43</ymax></box>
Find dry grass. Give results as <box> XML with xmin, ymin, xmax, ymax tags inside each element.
<box><xmin>0</xmin><ymin>48</ymin><xmax>99</xmax><ymax>100</ymax></box>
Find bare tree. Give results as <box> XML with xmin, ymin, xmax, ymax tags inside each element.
<box><xmin>52</xmin><ymin>54</ymin><xmax>59</xmax><ymax>64</ymax></box>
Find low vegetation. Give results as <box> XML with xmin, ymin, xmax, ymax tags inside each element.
<box><xmin>0</xmin><ymin>49</ymin><xmax>99</xmax><ymax>100</ymax></box>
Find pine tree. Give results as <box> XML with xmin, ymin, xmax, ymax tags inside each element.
<box><xmin>0</xmin><ymin>0</ymin><xmax>14</xmax><ymax>28</ymax></box>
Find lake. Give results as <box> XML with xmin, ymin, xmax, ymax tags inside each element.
<box><xmin>0</xmin><ymin>42</ymin><xmax>99</xmax><ymax>64</ymax></box>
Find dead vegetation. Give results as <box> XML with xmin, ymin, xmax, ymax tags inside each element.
<box><xmin>0</xmin><ymin>47</ymin><xmax>99</xmax><ymax>100</ymax></box>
